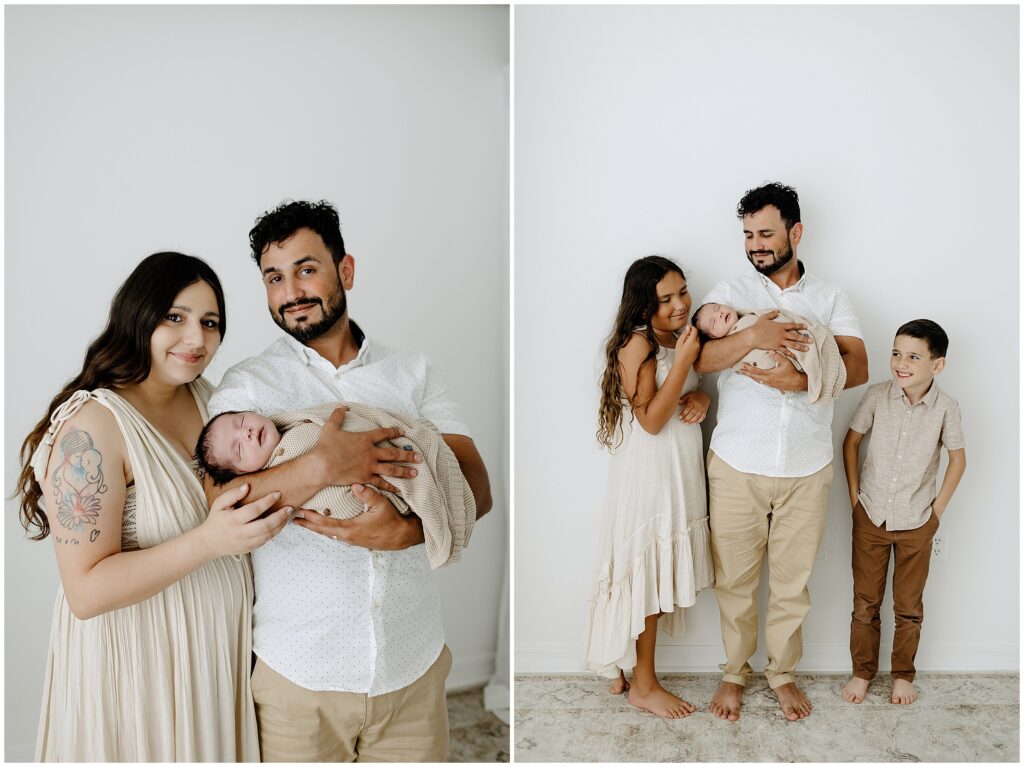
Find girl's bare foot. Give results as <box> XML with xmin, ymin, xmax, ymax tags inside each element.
<box><xmin>628</xmin><ymin>682</ymin><xmax>695</xmax><ymax>718</ymax></box>
<box><xmin>710</xmin><ymin>681</ymin><xmax>743</xmax><ymax>721</ymax></box>
<box><xmin>842</xmin><ymin>676</ymin><xmax>870</xmax><ymax>703</ymax></box>
<box><xmin>608</xmin><ymin>671</ymin><xmax>630</xmax><ymax>695</ymax></box>
<box><xmin>891</xmin><ymin>678</ymin><xmax>917</xmax><ymax>704</ymax></box>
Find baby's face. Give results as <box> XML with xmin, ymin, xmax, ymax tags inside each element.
<box><xmin>207</xmin><ymin>411</ymin><xmax>282</xmax><ymax>474</ymax></box>
<box><xmin>697</xmin><ymin>304</ymin><xmax>739</xmax><ymax>339</ymax></box>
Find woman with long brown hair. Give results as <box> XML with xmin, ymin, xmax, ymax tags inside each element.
<box><xmin>16</xmin><ymin>252</ymin><xmax>291</xmax><ymax>761</ymax></box>
<box><xmin>584</xmin><ymin>255</ymin><xmax>715</xmax><ymax>718</ymax></box>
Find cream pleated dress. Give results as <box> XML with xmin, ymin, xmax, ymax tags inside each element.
<box><xmin>584</xmin><ymin>343</ymin><xmax>715</xmax><ymax>677</ymax></box>
<box><xmin>30</xmin><ymin>380</ymin><xmax>259</xmax><ymax>762</ymax></box>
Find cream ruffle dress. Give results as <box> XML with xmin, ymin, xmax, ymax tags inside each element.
<box><xmin>30</xmin><ymin>380</ymin><xmax>259</xmax><ymax>762</ymax></box>
<box><xmin>584</xmin><ymin>347</ymin><xmax>714</xmax><ymax>677</ymax></box>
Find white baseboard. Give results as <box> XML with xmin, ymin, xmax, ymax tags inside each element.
<box><xmin>446</xmin><ymin>650</ymin><xmax>496</xmax><ymax>692</ymax></box>
<box><xmin>515</xmin><ymin>642</ymin><xmax>1019</xmax><ymax>674</ymax></box>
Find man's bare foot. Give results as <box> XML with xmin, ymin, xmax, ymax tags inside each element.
<box><xmin>608</xmin><ymin>671</ymin><xmax>630</xmax><ymax>695</ymax></box>
<box><xmin>709</xmin><ymin>681</ymin><xmax>743</xmax><ymax>721</ymax></box>
<box><xmin>841</xmin><ymin>676</ymin><xmax>870</xmax><ymax>703</ymax></box>
<box><xmin>891</xmin><ymin>678</ymin><xmax>917</xmax><ymax>705</ymax></box>
<box><xmin>773</xmin><ymin>682</ymin><xmax>812</xmax><ymax>721</ymax></box>
<box><xmin>627</xmin><ymin>682</ymin><xmax>695</xmax><ymax>718</ymax></box>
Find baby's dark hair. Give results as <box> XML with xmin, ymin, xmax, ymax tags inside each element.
<box><xmin>895</xmin><ymin>319</ymin><xmax>949</xmax><ymax>358</ymax></box>
<box><xmin>691</xmin><ymin>304</ymin><xmax>715</xmax><ymax>343</ymax></box>
<box><xmin>195</xmin><ymin>411</ymin><xmax>242</xmax><ymax>487</ymax></box>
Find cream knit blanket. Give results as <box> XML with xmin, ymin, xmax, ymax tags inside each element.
<box><xmin>267</xmin><ymin>403</ymin><xmax>475</xmax><ymax>569</ymax></box>
<box><xmin>729</xmin><ymin>308</ymin><xmax>847</xmax><ymax>403</ymax></box>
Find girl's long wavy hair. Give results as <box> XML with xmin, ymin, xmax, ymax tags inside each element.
<box><xmin>597</xmin><ymin>256</ymin><xmax>686</xmax><ymax>449</ymax></box>
<box><xmin>14</xmin><ymin>252</ymin><xmax>227</xmax><ymax>540</ymax></box>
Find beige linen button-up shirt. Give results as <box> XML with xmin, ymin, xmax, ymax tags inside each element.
<box><xmin>849</xmin><ymin>380</ymin><xmax>965</xmax><ymax>530</ymax></box>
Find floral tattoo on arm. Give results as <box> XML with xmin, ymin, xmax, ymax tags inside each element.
<box><xmin>51</xmin><ymin>427</ymin><xmax>108</xmax><ymax>536</ymax></box>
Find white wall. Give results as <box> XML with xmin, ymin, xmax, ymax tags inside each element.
<box><xmin>5</xmin><ymin>5</ymin><xmax>508</xmax><ymax>760</ymax></box>
<box><xmin>515</xmin><ymin>5</ymin><xmax>1018</xmax><ymax>675</ymax></box>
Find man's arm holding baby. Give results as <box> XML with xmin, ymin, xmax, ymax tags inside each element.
<box><xmin>203</xmin><ymin>407</ymin><xmax>422</xmax><ymax>520</ymax></box>
<box><xmin>694</xmin><ymin>310</ymin><xmax>810</xmax><ymax>375</ymax></box>
<box><xmin>738</xmin><ymin>334</ymin><xmax>867</xmax><ymax>393</ymax></box>
<box><xmin>293</xmin><ymin>432</ymin><xmax>492</xmax><ymax>547</ymax></box>
<box><xmin>443</xmin><ymin>434</ymin><xmax>492</xmax><ymax>520</ymax></box>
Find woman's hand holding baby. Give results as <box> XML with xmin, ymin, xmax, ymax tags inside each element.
<box><xmin>199</xmin><ymin>484</ymin><xmax>291</xmax><ymax>558</ymax></box>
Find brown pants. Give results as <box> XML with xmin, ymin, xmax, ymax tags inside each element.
<box><xmin>850</xmin><ymin>503</ymin><xmax>938</xmax><ymax>682</ymax></box>
<box><xmin>251</xmin><ymin>645</ymin><xmax>452</xmax><ymax>762</ymax></box>
<box><xmin>708</xmin><ymin>451</ymin><xmax>833</xmax><ymax>689</ymax></box>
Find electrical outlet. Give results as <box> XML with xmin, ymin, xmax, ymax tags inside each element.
<box><xmin>932</xmin><ymin>533</ymin><xmax>946</xmax><ymax>562</ymax></box>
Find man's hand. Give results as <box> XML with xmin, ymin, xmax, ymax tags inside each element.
<box><xmin>677</xmin><ymin>390</ymin><xmax>711</xmax><ymax>424</ymax></box>
<box><xmin>313</xmin><ymin>406</ymin><xmax>423</xmax><ymax>493</ymax></box>
<box><xmin>291</xmin><ymin>483</ymin><xmax>425</xmax><ymax>550</ymax></box>
<box><xmin>747</xmin><ymin>311</ymin><xmax>810</xmax><ymax>358</ymax></box>
<box><xmin>739</xmin><ymin>351</ymin><xmax>808</xmax><ymax>392</ymax></box>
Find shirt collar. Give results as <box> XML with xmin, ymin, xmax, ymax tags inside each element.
<box><xmin>757</xmin><ymin>259</ymin><xmax>807</xmax><ymax>294</ymax></box>
<box><xmin>283</xmin><ymin>318</ymin><xmax>370</xmax><ymax>369</ymax></box>
<box><xmin>888</xmin><ymin>378</ymin><xmax>939</xmax><ymax>407</ymax></box>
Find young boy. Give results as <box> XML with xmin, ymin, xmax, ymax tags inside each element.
<box><xmin>841</xmin><ymin>319</ymin><xmax>966</xmax><ymax>705</ymax></box>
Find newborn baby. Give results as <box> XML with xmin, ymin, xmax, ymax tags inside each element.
<box><xmin>196</xmin><ymin>402</ymin><xmax>475</xmax><ymax>568</ymax></box>
<box><xmin>692</xmin><ymin>303</ymin><xmax>847</xmax><ymax>403</ymax></box>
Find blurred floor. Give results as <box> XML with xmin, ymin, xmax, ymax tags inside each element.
<box><xmin>449</xmin><ymin>686</ymin><xmax>510</xmax><ymax>762</ymax></box>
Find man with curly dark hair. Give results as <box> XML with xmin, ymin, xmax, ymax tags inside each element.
<box><xmin>694</xmin><ymin>183</ymin><xmax>869</xmax><ymax>724</ymax></box>
<box><xmin>206</xmin><ymin>199</ymin><xmax>492</xmax><ymax>761</ymax></box>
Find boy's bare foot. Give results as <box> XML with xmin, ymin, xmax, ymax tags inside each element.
<box><xmin>628</xmin><ymin>682</ymin><xmax>695</xmax><ymax>718</ymax></box>
<box><xmin>709</xmin><ymin>681</ymin><xmax>743</xmax><ymax>721</ymax></box>
<box><xmin>891</xmin><ymin>678</ymin><xmax>917</xmax><ymax>705</ymax></box>
<box><xmin>773</xmin><ymin>682</ymin><xmax>812</xmax><ymax>720</ymax></box>
<box><xmin>608</xmin><ymin>671</ymin><xmax>630</xmax><ymax>695</ymax></box>
<box><xmin>841</xmin><ymin>676</ymin><xmax>870</xmax><ymax>703</ymax></box>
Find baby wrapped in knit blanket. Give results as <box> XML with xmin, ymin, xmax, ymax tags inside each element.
<box><xmin>196</xmin><ymin>402</ymin><xmax>475</xmax><ymax>568</ymax></box>
<box><xmin>692</xmin><ymin>303</ymin><xmax>847</xmax><ymax>403</ymax></box>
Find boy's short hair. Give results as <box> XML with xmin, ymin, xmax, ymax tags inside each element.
<box><xmin>195</xmin><ymin>411</ymin><xmax>243</xmax><ymax>487</ymax></box>
<box><xmin>691</xmin><ymin>303</ymin><xmax>715</xmax><ymax>344</ymax></box>
<box><xmin>895</xmin><ymin>319</ymin><xmax>949</xmax><ymax>358</ymax></box>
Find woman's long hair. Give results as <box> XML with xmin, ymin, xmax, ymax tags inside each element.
<box><xmin>597</xmin><ymin>256</ymin><xmax>685</xmax><ymax>449</ymax></box>
<box><xmin>15</xmin><ymin>252</ymin><xmax>227</xmax><ymax>540</ymax></box>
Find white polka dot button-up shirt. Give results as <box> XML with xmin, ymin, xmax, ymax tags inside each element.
<box><xmin>702</xmin><ymin>263</ymin><xmax>862</xmax><ymax>478</ymax></box>
<box><xmin>208</xmin><ymin>321</ymin><xmax>470</xmax><ymax>695</ymax></box>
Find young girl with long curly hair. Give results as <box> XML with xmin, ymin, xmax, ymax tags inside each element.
<box><xmin>584</xmin><ymin>255</ymin><xmax>715</xmax><ymax>718</ymax></box>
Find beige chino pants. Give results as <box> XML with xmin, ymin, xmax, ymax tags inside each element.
<box><xmin>708</xmin><ymin>451</ymin><xmax>832</xmax><ymax>689</ymax></box>
<box><xmin>252</xmin><ymin>645</ymin><xmax>452</xmax><ymax>762</ymax></box>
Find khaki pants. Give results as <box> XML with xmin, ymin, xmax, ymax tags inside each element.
<box><xmin>850</xmin><ymin>502</ymin><xmax>938</xmax><ymax>682</ymax></box>
<box><xmin>252</xmin><ymin>645</ymin><xmax>452</xmax><ymax>762</ymax></box>
<box><xmin>708</xmin><ymin>451</ymin><xmax>832</xmax><ymax>689</ymax></box>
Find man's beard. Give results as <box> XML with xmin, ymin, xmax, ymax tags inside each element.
<box><xmin>272</xmin><ymin>285</ymin><xmax>347</xmax><ymax>343</ymax></box>
<box><xmin>746</xmin><ymin>239</ymin><xmax>794</xmax><ymax>276</ymax></box>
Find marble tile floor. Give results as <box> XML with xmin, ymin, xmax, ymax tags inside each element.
<box><xmin>448</xmin><ymin>686</ymin><xmax>510</xmax><ymax>762</ymax></box>
<box><xmin>515</xmin><ymin>672</ymin><xmax>1018</xmax><ymax>762</ymax></box>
